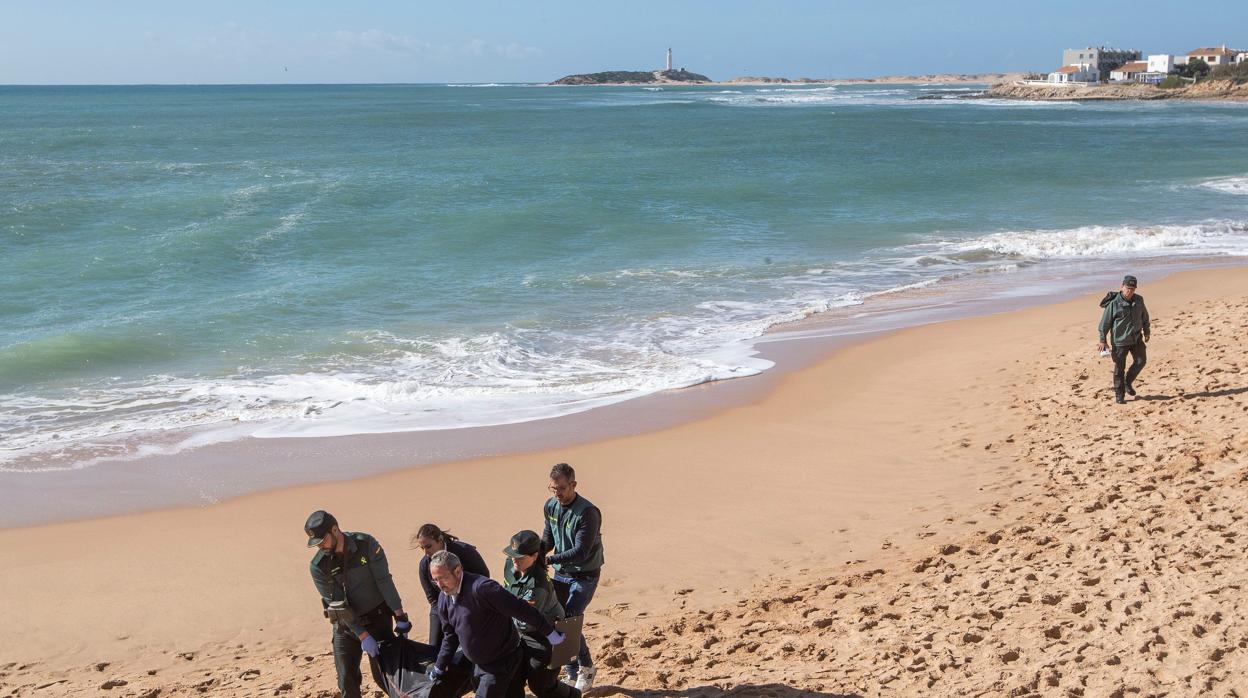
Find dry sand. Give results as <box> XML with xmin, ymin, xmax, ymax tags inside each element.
<box><xmin>4</xmin><ymin>267</ymin><xmax>1248</xmax><ymax>697</ymax></box>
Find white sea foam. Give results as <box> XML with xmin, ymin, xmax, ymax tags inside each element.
<box><xmin>926</xmin><ymin>220</ymin><xmax>1248</xmax><ymax>259</ymax></box>
<box><xmin>1200</xmin><ymin>175</ymin><xmax>1248</xmax><ymax>195</ymax></box>
<box><xmin>6</xmin><ymin>218</ymin><xmax>1248</xmax><ymax>472</ymax></box>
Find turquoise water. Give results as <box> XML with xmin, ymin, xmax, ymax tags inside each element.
<box><xmin>3</xmin><ymin>83</ymin><xmax>1248</xmax><ymax>471</ymax></box>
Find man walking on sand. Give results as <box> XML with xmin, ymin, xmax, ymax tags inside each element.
<box><xmin>542</xmin><ymin>462</ymin><xmax>604</xmax><ymax>692</ymax></box>
<box><xmin>1098</xmin><ymin>274</ymin><xmax>1151</xmax><ymax>404</ymax></box>
<box><xmin>305</xmin><ymin>510</ymin><xmax>412</xmax><ymax>698</ymax></box>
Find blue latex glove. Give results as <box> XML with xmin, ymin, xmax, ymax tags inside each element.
<box><xmin>360</xmin><ymin>635</ymin><xmax>380</xmax><ymax>658</ymax></box>
<box><xmin>394</xmin><ymin>614</ymin><xmax>412</xmax><ymax>636</ymax></box>
<box><xmin>427</xmin><ymin>665</ymin><xmax>444</xmax><ymax>681</ymax></box>
<box><xmin>546</xmin><ymin>630</ymin><xmax>566</xmax><ymax>646</ymax></box>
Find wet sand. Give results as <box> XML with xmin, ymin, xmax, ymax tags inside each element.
<box><xmin>3</xmin><ymin>266</ymin><xmax>1247</xmax><ymax>696</ymax></box>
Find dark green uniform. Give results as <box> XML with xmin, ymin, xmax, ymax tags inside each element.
<box><xmin>1098</xmin><ymin>291</ymin><xmax>1150</xmax><ymax>348</ymax></box>
<box><xmin>503</xmin><ymin>561</ymin><xmax>565</xmax><ymax>631</ymax></box>
<box><xmin>503</xmin><ymin>562</ymin><xmax>579</xmax><ymax>698</ymax></box>
<box><xmin>541</xmin><ymin>494</ymin><xmax>603</xmax><ymax>681</ymax></box>
<box><xmin>1098</xmin><ymin>291</ymin><xmax>1151</xmax><ymax>399</ymax></box>
<box><xmin>310</xmin><ymin>531</ymin><xmax>404</xmax><ymax>698</ymax></box>
<box><xmin>542</xmin><ymin>496</ymin><xmax>604</xmax><ymax>576</ymax></box>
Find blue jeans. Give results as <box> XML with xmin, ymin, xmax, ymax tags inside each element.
<box><xmin>553</xmin><ymin>572</ymin><xmax>599</xmax><ymax>677</ymax></box>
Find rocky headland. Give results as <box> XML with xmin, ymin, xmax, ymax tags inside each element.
<box><xmin>984</xmin><ymin>79</ymin><xmax>1248</xmax><ymax>101</ymax></box>
<box><xmin>550</xmin><ymin>69</ymin><xmax>711</xmax><ymax>85</ymax></box>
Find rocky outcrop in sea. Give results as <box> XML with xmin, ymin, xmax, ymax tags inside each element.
<box><xmin>550</xmin><ymin>69</ymin><xmax>712</xmax><ymax>85</ymax></box>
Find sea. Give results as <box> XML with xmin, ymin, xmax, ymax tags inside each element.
<box><xmin>3</xmin><ymin>82</ymin><xmax>1248</xmax><ymax>476</ymax></box>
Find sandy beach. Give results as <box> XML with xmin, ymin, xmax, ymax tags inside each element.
<box><xmin>4</xmin><ymin>266</ymin><xmax>1248</xmax><ymax>697</ymax></box>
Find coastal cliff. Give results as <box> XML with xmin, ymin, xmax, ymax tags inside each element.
<box><xmin>550</xmin><ymin>69</ymin><xmax>711</xmax><ymax>85</ymax></box>
<box><xmin>984</xmin><ymin>79</ymin><xmax>1248</xmax><ymax>101</ymax></box>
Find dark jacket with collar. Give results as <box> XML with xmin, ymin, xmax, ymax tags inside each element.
<box><xmin>419</xmin><ymin>538</ymin><xmax>490</xmax><ymax>606</ymax></box>
<box><xmin>1098</xmin><ymin>291</ymin><xmax>1150</xmax><ymax>347</ymax></box>
<box><xmin>435</xmin><ymin>571</ymin><xmax>555</xmax><ymax>672</ymax></box>
<box><xmin>309</xmin><ymin>531</ymin><xmax>404</xmax><ymax>637</ymax></box>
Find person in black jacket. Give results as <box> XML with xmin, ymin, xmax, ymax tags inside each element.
<box><xmin>412</xmin><ymin>523</ymin><xmax>491</xmax><ymax>647</ymax></box>
<box><xmin>426</xmin><ymin>551</ymin><xmax>566</xmax><ymax>698</ymax></box>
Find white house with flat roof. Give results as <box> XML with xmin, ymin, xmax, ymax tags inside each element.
<box><xmin>1048</xmin><ymin>63</ymin><xmax>1099</xmax><ymax>84</ymax></box>
<box><xmin>1147</xmin><ymin>54</ymin><xmax>1174</xmax><ymax>74</ymax></box>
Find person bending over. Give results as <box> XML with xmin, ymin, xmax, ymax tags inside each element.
<box><xmin>427</xmin><ymin>550</ymin><xmax>566</xmax><ymax>698</ymax></box>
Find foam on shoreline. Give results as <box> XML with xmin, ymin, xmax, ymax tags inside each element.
<box><xmin>4</xmin><ymin>220</ymin><xmax>1247</xmax><ymax>478</ymax></box>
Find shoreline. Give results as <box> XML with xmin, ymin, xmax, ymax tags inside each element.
<box><xmin>541</xmin><ymin>77</ymin><xmax>1248</xmax><ymax>103</ymax></box>
<box><xmin>3</xmin><ymin>255</ymin><xmax>1244</xmax><ymax>529</ymax></box>
<box><xmin>544</xmin><ymin>72</ymin><xmax>1023</xmax><ymax>87</ymax></box>
<box><xmin>6</xmin><ymin>265</ymin><xmax>1248</xmax><ymax>695</ymax></box>
<box><xmin>2</xmin><ymin>264</ymin><xmax>1248</xmax><ymax>694</ymax></box>
<box><xmin>983</xmin><ymin>79</ymin><xmax>1248</xmax><ymax>102</ymax></box>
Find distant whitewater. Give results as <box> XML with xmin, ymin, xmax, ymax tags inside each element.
<box><xmin>2</xmin><ymin>83</ymin><xmax>1247</xmax><ymax>472</ymax></box>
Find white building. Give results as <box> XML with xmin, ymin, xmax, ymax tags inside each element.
<box><xmin>666</xmin><ymin>48</ymin><xmax>672</xmax><ymax>71</ymax></box>
<box><xmin>1110</xmin><ymin>61</ymin><xmax>1149</xmax><ymax>81</ymax></box>
<box><xmin>1147</xmin><ymin>54</ymin><xmax>1175</xmax><ymax>74</ymax></box>
<box><xmin>1049</xmin><ymin>63</ymin><xmax>1099</xmax><ymax>84</ymax></box>
<box><xmin>1185</xmin><ymin>45</ymin><xmax>1241</xmax><ymax>67</ymax></box>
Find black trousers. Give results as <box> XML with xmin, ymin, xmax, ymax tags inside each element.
<box><xmin>428</xmin><ymin>606</ymin><xmax>445</xmax><ymax>648</ymax></box>
<box><xmin>508</xmin><ymin>634</ymin><xmax>580</xmax><ymax>698</ymax></box>
<box><xmin>331</xmin><ymin>611</ymin><xmax>395</xmax><ymax>698</ymax></box>
<box><xmin>432</xmin><ymin>647</ymin><xmax>521</xmax><ymax>698</ymax></box>
<box><xmin>471</xmin><ymin>646</ymin><xmax>523</xmax><ymax>698</ymax></box>
<box><xmin>1112</xmin><ymin>341</ymin><xmax>1147</xmax><ymax>396</ymax></box>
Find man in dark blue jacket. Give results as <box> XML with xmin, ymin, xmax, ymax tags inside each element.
<box><xmin>426</xmin><ymin>550</ymin><xmax>566</xmax><ymax>698</ymax></box>
<box><xmin>541</xmin><ymin>462</ymin><xmax>604</xmax><ymax>691</ymax></box>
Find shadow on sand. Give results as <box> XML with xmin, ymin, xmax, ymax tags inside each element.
<box><xmin>1137</xmin><ymin>385</ymin><xmax>1248</xmax><ymax>401</ymax></box>
<box><xmin>593</xmin><ymin>684</ymin><xmax>863</xmax><ymax>698</ymax></box>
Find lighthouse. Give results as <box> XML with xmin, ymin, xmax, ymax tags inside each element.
<box><xmin>666</xmin><ymin>48</ymin><xmax>672</xmax><ymax>71</ymax></box>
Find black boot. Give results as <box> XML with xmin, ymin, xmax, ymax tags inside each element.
<box><xmin>1115</xmin><ymin>393</ymin><xmax>1126</xmax><ymax>404</ymax></box>
<box><xmin>1125</xmin><ymin>382</ymin><xmax>1136</xmax><ymax>397</ymax></box>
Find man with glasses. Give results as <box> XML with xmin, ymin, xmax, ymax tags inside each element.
<box><xmin>541</xmin><ymin>463</ymin><xmax>604</xmax><ymax>692</ymax></box>
<box><xmin>426</xmin><ymin>550</ymin><xmax>565</xmax><ymax>698</ymax></box>
<box><xmin>1098</xmin><ymin>274</ymin><xmax>1151</xmax><ymax>404</ymax></box>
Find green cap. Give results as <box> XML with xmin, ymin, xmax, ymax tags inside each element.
<box><xmin>304</xmin><ymin>510</ymin><xmax>337</xmax><ymax>547</ymax></box>
<box><xmin>503</xmin><ymin>529</ymin><xmax>542</xmax><ymax>558</ymax></box>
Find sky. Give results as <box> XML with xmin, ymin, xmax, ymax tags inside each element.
<box><xmin>1</xmin><ymin>1</ymin><xmax>1244</xmax><ymax>84</ymax></box>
